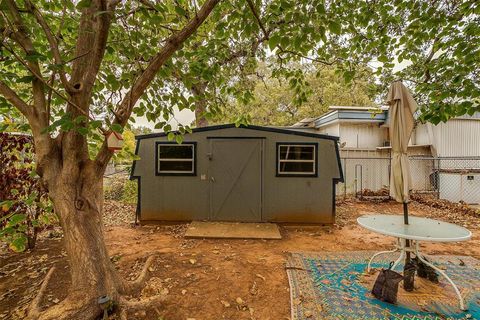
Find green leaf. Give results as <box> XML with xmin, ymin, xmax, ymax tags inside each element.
<box><xmin>9</xmin><ymin>234</ymin><xmax>27</xmax><ymax>252</ymax></box>
<box><xmin>174</xmin><ymin>5</ymin><xmax>187</xmax><ymax>16</ymax></box>
<box><xmin>343</xmin><ymin>70</ymin><xmax>354</xmax><ymax>83</ymax></box>
<box><xmin>74</xmin><ymin>115</ymin><xmax>88</xmax><ymax>124</ymax></box>
<box><xmin>77</xmin><ymin>127</ymin><xmax>89</xmax><ymax>136</ymax></box>
<box><xmin>16</xmin><ymin>76</ymin><xmax>35</xmax><ymax>83</ymax></box>
<box><xmin>175</xmin><ymin>134</ymin><xmax>183</xmax><ymax>144</ymax></box>
<box><xmin>328</xmin><ymin>21</ymin><xmax>341</xmax><ymax>35</ymax></box>
<box><xmin>111</xmin><ymin>123</ymin><xmax>123</xmax><ymax>133</ymax></box>
<box><xmin>377</xmin><ymin>55</ymin><xmax>389</xmax><ymax>63</ymax></box>
<box><xmin>76</xmin><ymin>0</ymin><xmax>92</xmax><ymax>9</ymax></box>
<box><xmin>316</xmin><ymin>2</ymin><xmax>326</xmax><ymax>15</ymax></box>
<box><xmin>167</xmin><ymin>132</ymin><xmax>175</xmax><ymax>141</ymax></box>
<box><xmin>7</xmin><ymin>214</ymin><xmax>26</xmax><ymax>227</ymax></box>
<box><xmin>25</xmin><ymin>52</ymin><xmax>46</xmax><ymax>62</ymax></box>
<box><xmin>268</xmin><ymin>34</ymin><xmax>281</xmax><ymax>50</ymax></box>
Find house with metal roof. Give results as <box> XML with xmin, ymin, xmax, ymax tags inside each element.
<box><xmin>293</xmin><ymin>106</ymin><xmax>480</xmax><ymax>158</ymax></box>
<box><xmin>130</xmin><ymin>124</ymin><xmax>343</xmax><ymax>224</ymax></box>
<box><xmin>293</xmin><ymin>106</ymin><xmax>480</xmax><ymax>204</ymax></box>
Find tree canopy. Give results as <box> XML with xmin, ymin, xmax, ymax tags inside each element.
<box><xmin>0</xmin><ymin>1</ymin><xmax>478</xmax><ymax>319</ymax></box>
<box><xmin>1</xmin><ymin>1</ymin><xmax>478</xmax><ymax>142</ymax></box>
<box><xmin>214</xmin><ymin>62</ymin><xmax>378</xmax><ymax>126</ymax></box>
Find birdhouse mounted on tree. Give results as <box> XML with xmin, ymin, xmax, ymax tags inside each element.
<box><xmin>106</xmin><ymin>131</ymin><xmax>124</xmax><ymax>152</ymax></box>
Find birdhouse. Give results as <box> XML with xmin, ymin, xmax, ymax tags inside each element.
<box><xmin>106</xmin><ymin>131</ymin><xmax>124</xmax><ymax>152</ymax></box>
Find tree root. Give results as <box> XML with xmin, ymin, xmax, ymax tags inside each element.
<box><xmin>27</xmin><ymin>255</ymin><xmax>160</xmax><ymax>320</ymax></box>
<box><xmin>118</xmin><ymin>295</ymin><xmax>166</xmax><ymax>320</ymax></box>
<box><xmin>119</xmin><ymin>254</ymin><xmax>157</xmax><ymax>295</ymax></box>
<box><xmin>28</xmin><ymin>266</ymin><xmax>56</xmax><ymax>319</ymax></box>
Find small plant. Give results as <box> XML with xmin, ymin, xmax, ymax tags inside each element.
<box><xmin>122</xmin><ymin>179</ymin><xmax>138</xmax><ymax>204</ymax></box>
<box><xmin>0</xmin><ymin>132</ymin><xmax>54</xmax><ymax>252</ymax></box>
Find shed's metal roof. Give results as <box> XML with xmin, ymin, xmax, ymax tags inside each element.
<box><xmin>135</xmin><ymin>123</ymin><xmax>340</xmax><ymax>141</ymax></box>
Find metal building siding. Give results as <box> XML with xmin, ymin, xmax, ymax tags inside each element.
<box><xmin>431</xmin><ymin>119</ymin><xmax>480</xmax><ymax>157</ymax></box>
<box><xmin>132</xmin><ymin>126</ymin><xmax>341</xmax><ymax>223</ymax></box>
<box><xmin>339</xmin><ymin>123</ymin><xmax>386</xmax><ymax>149</ymax></box>
<box><xmin>317</xmin><ymin>123</ymin><xmax>340</xmax><ymax>137</ymax></box>
<box><xmin>411</xmin><ymin>124</ymin><xmax>431</xmax><ymax>146</ymax></box>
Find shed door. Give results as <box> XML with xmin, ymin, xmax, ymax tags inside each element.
<box><xmin>209</xmin><ymin>139</ymin><xmax>262</xmax><ymax>222</ymax></box>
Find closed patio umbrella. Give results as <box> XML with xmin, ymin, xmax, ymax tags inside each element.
<box><xmin>386</xmin><ymin>81</ymin><xmax>418</xmax><ymax>290</ymax></box>
<box><xmin>387</xmin><ymin>81</ymin><xmax>417</xmax><ymax>219</ymax></box>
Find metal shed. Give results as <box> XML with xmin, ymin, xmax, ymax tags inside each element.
<box><xmin>130</xmin><ymin>124</ymin><xmax>343</xmax><ymax>224</ymax></box>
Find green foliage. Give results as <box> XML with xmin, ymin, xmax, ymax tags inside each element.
<box><xmin>333</xmin><ymin>0</ymin><xmax>480</xmax><ymax>122</ymax></box>
<box><xmin>122</xmin><ymin>180</ymin><xmax>138</xmax><ymax>205</ymax></box>
<box><xmin>215</xmin><ymin>63</ymin><xmax>378</xmax><ymax>126</ymax></box>
<box><xmin>104</xmin><ymin>176</ymin><xmax>137</xmax><ymax>205</ymax></box>
<box><xmin>0</xmin><ymin>0</ymin><xmax>478</xmax><ymax>147</ymax></box>
<box><xmin>0</xmin><ymin>133</ymin><xmax>54</xmax><ymax>252</ymax></box>
<box><xmin>110</xmin><ymin>126</ymin><xmax>152</xmax><ymax>165</ymax></box>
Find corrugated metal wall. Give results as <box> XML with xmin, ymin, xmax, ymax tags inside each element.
<box><xmin>428</xmin><ymin>119</ymin><xmax>480</xmax><ymax>157</ymax></box>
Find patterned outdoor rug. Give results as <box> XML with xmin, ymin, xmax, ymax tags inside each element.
<box><xmin>286</xmin><ymin>252</ymin><xmax>480</xmax><ymax>320</ymax></box>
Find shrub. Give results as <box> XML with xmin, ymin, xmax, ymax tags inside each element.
<box><xmin>122</xmin><ymin>180</ymin><xmax>138</xmax><ymax>204</ymax></box>
<box><xmin>104</xmin><ymin>175</ymin><xmax>137</xmax><ymax>205</ymax></box>
<box><xmin>0</xmin><ymin>133</ymin><xmax>54</xmax><ymax>252</ymax></box>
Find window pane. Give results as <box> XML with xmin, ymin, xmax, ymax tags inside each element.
<box><xmin>279</xmin><ymin>162</ymin><xmax>314</xmax><ymax>173</ymax></box>
<box><xmin>159</xmin><ymin>160</ymin><xmax>193</xmax><ymax>172</ymax></box>
<box><xmin>159</xmin><ymin>145</ymin><xmax>193</xmax><ymax>159</ymax></box>
<box><xmin>279</xmin><ymin>145</ymin><xmax>314</xmax><ymax>160</ymax></box>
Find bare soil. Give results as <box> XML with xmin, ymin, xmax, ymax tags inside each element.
<box><xmin>1</xmin><ymin>199</ymin><xmax>479</xmax><ymax>320</ymax></box>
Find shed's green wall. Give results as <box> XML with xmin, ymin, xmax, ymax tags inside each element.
<box><xmin>132</xmin><ymin>126</ymin><xmax>341</xmax><ymax>223</ymax></box>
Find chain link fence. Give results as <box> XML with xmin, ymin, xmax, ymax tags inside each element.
<box><xmin>337</xmin><ymin>156</ymin><xmax>480</xmax><ymax>205</ymax></box>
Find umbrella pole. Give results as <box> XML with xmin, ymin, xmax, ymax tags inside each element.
<box><xmin>403</xmin><ymin>201</ymin><xmax>415</xmax><ymax>292</ymax></box>
<box><xmin>403</xmin><ymin>202</ymin><xmax>410</xmax><ymax>262</ymax></box>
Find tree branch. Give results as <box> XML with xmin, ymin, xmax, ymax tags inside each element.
<box><xmin>4</xmin><ymin>0</ymin><xmax>46</xmax><ymax>118</ymax></box>
<box><xmin>95</xmin><ymin>0</ymin><xmax>220</xmax><ymax>168</ymax></box>
<box><xmin>1</xmin><ymin>42</ymin><xmax>102</xmax><ymax>130</ymax></box>
<box><xmin>82</xmin><ymin>0</ymin><xmax>115</xmax><ymax>100</ymax></box>
<box><xmin>245</xmin><ymin>0</ymin><xmax>269</xmax><ymax>39</ymax></box>
<box><xmin>25</xmin><ymin>0</ymin><xmax>75</xmax><ymax>93</ymax></box>
<box><xmin>0</xmin><ymin>80</ymin><xmax>31</xmax><ymax>118</ymax></box>
<box><xmin>70</xmin><ymin>0</ymin><xmax>116</xmax><ymax>106</ymax></box>
<box><xmin>277</xmin><ymin>48</ymin><xmax>339</xmax><ymax>65</ymax></box>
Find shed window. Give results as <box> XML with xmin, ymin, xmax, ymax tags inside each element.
<box><xmin>277</xmin><ymin>144</ymin><xmax>316</xmax><ymax>176</ymax></box>
<box><xmin>157</xmin><ymin>143</ymin><xmax>195</xmax><ymax>175</ymax></box>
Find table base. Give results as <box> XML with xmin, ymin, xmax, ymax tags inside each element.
<box><xmin>367</xmin><ymin>239</ymin><xmax>467</xmax><ymax>311</ymax></box>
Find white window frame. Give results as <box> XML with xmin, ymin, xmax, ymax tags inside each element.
<box><xmin>157</xmin><ymin>143</ymin><xmax>195</xmax><ymax>175</ymax></box>
<box><xmin>277</xmin><ymin>144</ymin><xmax>316</xmax><ymax>176</ymax></box>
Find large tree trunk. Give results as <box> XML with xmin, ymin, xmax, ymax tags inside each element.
<box><xmin>33</xmin><ymin>161</ymin><xmax>122</xmax><ymax>320</ymax></box>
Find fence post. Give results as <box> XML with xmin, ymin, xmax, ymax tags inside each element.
<box><xmin>343</xmin><ymin>158</ymin><xmax>347</xmax><ymax>199</ymax></box>
<box><xmin>437</xmin><ymin>158</ymin><xmax>441</xmax><ymax>199</ymax></box>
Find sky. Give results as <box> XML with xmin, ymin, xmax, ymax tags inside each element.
<box><xmin>134</xmin><ymin>107</ymin><xmax>195</xmax><ymax>131</ymax></box>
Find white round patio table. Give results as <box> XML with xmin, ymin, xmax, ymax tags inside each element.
<box><xmin>357</xmin><ymin>214</ymin><xmax>472</xmax><ymax>310</ymax></box>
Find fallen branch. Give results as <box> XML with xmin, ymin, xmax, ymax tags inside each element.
<box><xmin>28</xmin><ymin>266</ymin><xmax>56</xmax><ymax>318</ymax></box>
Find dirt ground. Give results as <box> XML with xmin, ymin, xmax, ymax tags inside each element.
<box><xmin>1</xmin><ymin>198</ymin><xmax>479</xmax><ymax>320</ymax></box>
